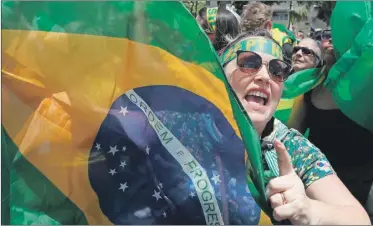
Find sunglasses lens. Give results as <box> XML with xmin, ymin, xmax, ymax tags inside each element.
<box><xmin>292</xmin><ymin>47</ymin><xmax>312</xmax><ymax>55</ymax></box>
<box><xmin>268</xmin><ymin>60</ymin><xmax>292</xmax><ymax>81</ymax></box>
<box><xmin>302</xmin><ymin>48</ymin><xmax>312</xmax><ymax>55</ymax></box>
<box><xmin>292</xmin><ymin>46</ymin><xmax>300</xmax><ymax>54</ymax></box>
<box><xmin>237</xmin><ymin>51</ymin><xmax>262</xmax><ymax>73</ymax></box>
<box><xmin>322</xmin><ymin>30</ymin><xmax>332</xmax><ymax>40</ymax></box>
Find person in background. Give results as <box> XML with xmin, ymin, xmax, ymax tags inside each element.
<box><xmin>310</xmin><ymin>28</ymin><xmax>323</xmax><ymax>44</ymax></box>
<box><xmin>288</xmin><ymin>29</ymin><xmax>373</xmax><ymax>218</ymax></box>
<box><xmin>240</xmin><ymin>2</ymin><xmax>295</xmax><ymax>64</ymax></box>
<box><xmin>232</xmin><ymin>1</ymin><xmax>247</xmax><ymax>16</ymax></box>
<box><xmin>292</xmin><ymin>38</ymin><xmax>322</xmax><ymax>72</ymax></box>
<box><xmin>197</xmin><ymin>6</ymin><xmax>241</xmax><ymax>54</ymax></box>
<box><xmin>196</xmin><ymin>7</ymin><xmax>215</xmax><ymax>42</ymax></box>
<box><xmin>240</xmin><ymin>2</ymin><xmax>272</xmax><ymax>33</ymax></box>
<box><xmin>220</xmin><ymin>29</ymin><xmax>370</xmax><ymax>225</ymax></box>
<box><xmin>297</xmin><ymin>31</ymin><xmax>305</xmax><ymax>41</ymax></box>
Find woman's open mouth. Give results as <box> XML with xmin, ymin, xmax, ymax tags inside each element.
<box><xmin>244</xmin><ymin>90</ymin><xmax>269</xmax><ymax>106</ymax></box>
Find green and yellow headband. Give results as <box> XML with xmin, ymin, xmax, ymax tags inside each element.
<box><xmin>220</xmin><ymin>37</ymin><xmax>283</xmax><ymax>66</ymax></box>
<box><xmin>206</xmin><ymin>7</ymin><xmax>218</xmax><ymax>32</ymax></box>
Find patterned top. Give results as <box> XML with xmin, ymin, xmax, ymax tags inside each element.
<box><xmin>261</xmin><ymin>118</ymin><xmax>335</xmax><ymax>188</ymax></box>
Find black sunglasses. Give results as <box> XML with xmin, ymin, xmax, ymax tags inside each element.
<box><xmin>236</xmin><ymin>50</ymin><xmax>292</xmax><ymax>82</ymax></box>
<box><xmin>292</xmin><ymin>46</ymin><xmax>316</xmax><ymax>56</ymax></box>
<box><xmin>315</xmin><ymin>30</ymin><xmax>332</xmax><ymax>41</ymax></box>
<box><xmin>292</xmin><ymin>46</ymin><xmax>322</xmax><ymax>67</ymax></box>
<box><xmin>321</xmin><ymin>30</ymin><xmax>332</xmax><ymax>40</ymax></box>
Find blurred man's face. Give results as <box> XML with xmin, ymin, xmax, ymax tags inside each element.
<box><xmin>297</xmin><ymin>32</ymin><xmax>304</xmax><ymax>40</ymax></box>
<box><xmin>320</xmin><ymin>30</ymin><xmax>336</xmax><ymax>66</ymax></box>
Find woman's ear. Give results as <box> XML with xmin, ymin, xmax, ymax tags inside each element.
<box><xmin>264</xmin><ymin>20</ymin><xmax>272</xmax><ymax>32</ymax></box>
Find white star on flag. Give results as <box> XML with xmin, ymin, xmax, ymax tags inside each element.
<box><xmin>95</xmin><ymin>143</ymin><xmax>101</xmax><ymax>150</ymax></box>
<box><xmin>145</xmin><ymin>146</ymin><xmax>150</xmax><ymax>155</ymax></box>
<box><xmin>122</xmin><ymin>146</ymin><xmax>127</xmax><ymax>152</ymax></box>
<box><xmin>119</xmin><ymin>106</ymin><xmax>129</xmax><ymax>116</ymax></box>
<box><xmin>119</xmin><ymin>182</ymin><xmax>129</xmax><ymax>192</ymax></box>
<box><xmin>211</xmin><ymin>173</ymin><xmax>221</xmax><ymax>185</ymax></box>
<box><xmin>109</xmin><ymin>169</ymin><xmax>117</xmax><ymax>176</ymax></box>
<box><xmin>152</xmin><ymin>189</ymin><xmax>162</xmax><ymax>201</ymax></box>
<box><xmin>189</xmin><ymin>191</ymin><xmax>196</xmax><ymax>198</ymax></box>
<box><xmin>120</xmin><ymin>161</ymin><xmax>127</xmax><ymax>168</ymax></box>
<box><xmin>158</xmin><ymin>183</ymin><xmax>163</xmax><ymax>188</ymax></box>
<box><xmin>162</xmin><ymin>211</ymin><xmax>167</xmax><ymax>218</ymax></box>
<box><xmin>108</xmin><ymin>145</ymin><xmax>119</xmax><ymax>156</ymax></box>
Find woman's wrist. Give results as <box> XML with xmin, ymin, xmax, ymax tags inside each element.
<box><xmin>308</xmin><ymin>198</ymin><xmax>323</xmax><ymax>225</ymax></box>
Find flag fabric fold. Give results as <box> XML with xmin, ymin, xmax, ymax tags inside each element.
<box><xmin>2</xmin><ymin>1</ymin><xmax>272</xmax><ymax>224</ymax></box>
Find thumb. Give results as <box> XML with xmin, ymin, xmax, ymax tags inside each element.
<box><xmin>274</xmin><ymin>139</ymin><xmax>294</xmax><ymax>176</ymax></box>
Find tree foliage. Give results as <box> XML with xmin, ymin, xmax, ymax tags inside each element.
<box><xmin>183</xmin><ymin>1</ymin><xmax>206</xmax><ymax>17</ymax></box>
<box><xmin>183</xmin><ymin>1</ymin><xmax>336</xmax><ymax>25</ymax></box>
<box><xmin>297</xmin><ymin>1</ymin><xmax>336</xmax><ymax>25</ymax></box>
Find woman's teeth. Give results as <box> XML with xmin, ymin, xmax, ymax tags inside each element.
<box><xmin>245</xmin><ymin>91</ymin><xmax>268</xmax><ymax>106</ymax></box>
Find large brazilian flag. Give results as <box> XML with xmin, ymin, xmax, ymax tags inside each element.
<box><xmin>2</xmin><ymin>1</ymin><xmax>273</xmax><ymax>225</ymax></box>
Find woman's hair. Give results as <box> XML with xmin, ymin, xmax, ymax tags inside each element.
<box><xmin>213</xmin><ymin>7</ymin><xmax>240</xmax><ymax>52</ymax></box>
<box><xmin>222</xmin><ymin>29</ymin><xmax>281</xmax><ymax>56</ymax></box>
<box><xmin>198</xmin><ymin>7</ymin><xmax>207</xmax><ymax>18</ymax></box>
<box><xmin>240</xmin><ymin>2</ymin><xmax>272</xmax><ymax>33</ymax></box>
<box><xmin>197</xmin><ymin>7</ymin><xmax>209</xmax><ymax>31</ymax></box>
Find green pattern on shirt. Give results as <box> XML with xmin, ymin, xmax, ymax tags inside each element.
<box><xmin>262</xmin><ymin>119</ymin><xmax>335</xmax><ymax>188</ymax></box>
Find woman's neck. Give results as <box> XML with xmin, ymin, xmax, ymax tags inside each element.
<box><xmin>256</xmin><ymin>118</ymin><xmax>275</xmax><ymax>139</ymax></box>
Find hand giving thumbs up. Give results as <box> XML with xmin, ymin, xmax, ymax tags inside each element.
<box><xmin>266</xmin><ymin>139</ymin><xmax>313</xmax><ymax>225</ymax></box>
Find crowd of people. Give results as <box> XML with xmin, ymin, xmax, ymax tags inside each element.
<box><xmin>196</xmin><ymin>2</ymin><xmax>372</xmax><ymax>224</ymax></box>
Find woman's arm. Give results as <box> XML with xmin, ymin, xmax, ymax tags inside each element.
<box><xmin>306</xmin><ymin>175</ymin><xmax>371</xmax><ymax>225</ymax></box>
<box><xmin>287</xmin><ymin>95</ymin><xmax>307</xmax><ymax>134</ymax></box>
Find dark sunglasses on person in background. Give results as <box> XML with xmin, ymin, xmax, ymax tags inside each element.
<box><xmin>292</xmin><ymin>46</ymin><xmax>322</xmax><ymax>67</ymax></box>
<box><xmin>315</xmin><ymin>30</ymin><xmax>332</xmax><ymax>41</ymax></box>
<box><xmin>321</xmin><ymin>29</ymin><xmax>332</xmax><ymax>41</ymax></box>
<box><xmin>236</xmin><ymin>50</ymin><xmax>292</xmax><ymax>82</ymax></box>
<box><xmin>292</xmin><ymin>46</ymin><xmax>321</xmax><ymax>61</ymax></box>
<box><xmin>292</xmin><ymin>46</ymin><xmax>316</xmax><ymax>56</ymax></box>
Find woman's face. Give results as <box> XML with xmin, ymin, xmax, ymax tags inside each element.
<box><xmin>292</xmin><ymin>39</ymin><xmax>320</xmax><ymax>72</ymax></box>
<box><xmin>224</xmin><ymin>46</ymin><xmax>284</xmax><ymax>134</ymax></box>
